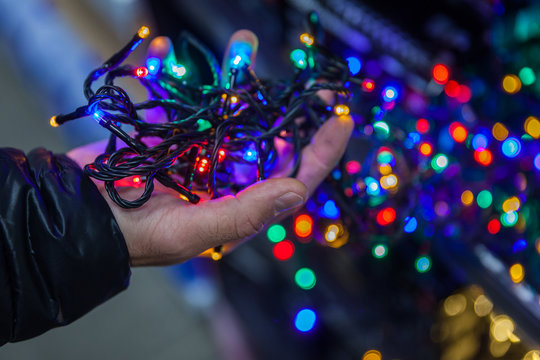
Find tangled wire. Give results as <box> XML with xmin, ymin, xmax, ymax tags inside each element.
<box><xmin>52</xmin><ymin>13</ymin><xmax>357</xmax><ymax>209</ymax></box>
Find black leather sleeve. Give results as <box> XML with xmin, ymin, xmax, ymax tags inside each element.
<box><xmin>0</xmin><ymin>148</ymin><xmax>131</xmax><ymax>345</ymax></box>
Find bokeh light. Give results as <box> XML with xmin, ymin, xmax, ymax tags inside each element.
<box><xmin>415</xmin><ymin>256</ymin><xmax>432</xmax><ymax>273</ymax></box>
<box><xmin>502</xmin><ymin>74</ymin><xmax>521</xmax><ymax>94</ymax></box>
<box><xmin>295</xmin><ymin>268</ymin><xmax>316</xmax><ymax>290</ymax></box>
<box><xmin>509</xmin><ymin>263</ymin><xmax>524</xmax><ymax>283</ymax></box>
<box><xmin>294</xmin><ymin>309</ymin><xmax>316</xmax><ymax>332</ymax></box>
<box><xmin>267</xmin><ymin>224</ymin><xmax>286</xmax><ymax>243</ymax></box>
<box><xmin>432</xmin><ymin>63</ymin><xmax>449</xmax><ymax>84</ymax></box>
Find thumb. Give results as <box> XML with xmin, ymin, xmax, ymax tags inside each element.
<box><xmin>193</xmin><ymin>178</ymin><xmax>306</xmax><ymax>249</ymax></box>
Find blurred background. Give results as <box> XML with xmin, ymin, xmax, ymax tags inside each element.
<box><xmin>1</xmin><ymin>0</ymin><xmax>540</xmax><ymax>359</ymax></box>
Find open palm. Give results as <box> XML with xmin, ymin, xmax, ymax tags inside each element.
<box><xmin>67</xmin><ymin>30</ymin><xmax>353</xmax><ymax>266</ymax></box>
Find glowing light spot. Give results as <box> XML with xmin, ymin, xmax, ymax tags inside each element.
<box><xmin>379</xmin><ymin>164</ymin><xmax>392</xmax><ymax>175</ymax></box>
<box><xmin>295</xmin><ymin>214</ymin><xmax>313</xmax><ymax>238</ymax></box>
<box><xmin>477</xmin><ymin>190</ymin><xmax>493</xmax><ymax>208</ymax></box>
<box><xmin>380</xmin><ymin>174</ymin><xmax>398</xmax><ymax>190</ymax></box>
<box><xmin>137</xmin><ymin>26</ymin><xmax>150</xmax><ymax>39</ymax></box>
<box><xmin>449</xmin><ymin>122</ymin><xmax>468</xmax><ymax>142</ymax></box>
<box><xmin>133</xmin><ymin>176</ymin><xmax>141</xmax><ymax>184</ymax></box>
<box><xmin>474</xmin><ymin>148</ymin><xmax>493</xmax><ymax>166</ymax></box>
<box><xmin>171</xmin><ymin>63</ymin><xmax>186</xmax><ymax>78</ymax></box>
<box><xmin>267</xmin><ymin>224</ymin><xmax>286</xmax><ymax>243</ymax></box>
<box><xmin>419</xmin><ymin>142</ymin><xmax>433</xmax><ymax>156</ymax></box>
<box><xmin>294</xmin><ymin>309</ymin><xmax>316</xmax><ymax>332</ymax></box>
<box><xmin>444</xmin><ymin>80</ymin><xmax>460</xmax><ymax>97</ymax></box>
<box><xmin>492</xmin><ymin>122</ymin><xmax>509</xmax><ymax>141</ymax></box>
<box><xmin>502</xmin><ymin>74</ymin><xmax>521</xmax><ymax>94</ymax></box>
<box><xmin>372</xmin><ymin>244</ymin><xmax>388</xmax><ymax>259</ymax></box>
<box><xmin>295</xmin><ymin>268</ymin><xmax>316</xmax><ymax>290</ymax></box>
<box><xmin>324</xmin><ymin>224</ymin><xmax>340</xmax><ymax>242</ymax></box>
<box><xmin>432</xmin><ymin>63</ymin><xmax>449</xmax><ymax>84</ymax></box>
<box><xmin>434</xmin><ymin>201</ymin><xmax>449</xmax><ymax>217</ymax></box>
<box><xmin>524</xmin><ymin>116</ymin><xmax>540</xmax><ymax>139</ymax></box>
<box><xmin>512</xmin><ymin>239</ymin><xmax>527</xmax><ymax>253</ymax></box>
<box><xmin>49</xmin><ymin>116</ymin><xmax>59</xmax><ymax>127</ymax></box>
<box><xmin>376</xmin><ymin>148</ymin><xmax>394</xmax><ymax>164</ymax></box>
<box><xmin>211</xmin><ymin>251</ymin><xmax>222</xmax><ymax>261</ymax></box>
<box><xmin>290</xmin><ymin>49</ymin><xmax>307</xmax><ymax>69</ymax></box>
<box><xmin>501</xmin><ymin>211</ymin><xmax>518</xmax><ymax>227</ymax></box>
<box><xmin>365</xmin><ymin>177</ymin><xmax>381</xmax><ymax>196</ymax></box>
<box><xmin>146</xmin><ymin>57</ymin><xmax>161</xmax><ymax>75</ymax></box>
<box><xmin>502</xmin><ymin>197</ymin><xmax>521</xmax><ymax>213</ymax></box>
<box><xmin>501</xmin><ymin>137</ymin><xmax>521</xmax><ymax>158</ymax></box>
<box><xmin>373</xmin><ymin>121</ymin><xmax>390</xmax><ymax>137</ymax></box>
<box><xmin>490</xmin><ymin>341</ymin><xmax>511</xmax><ymax>358</ymax></box>
<box><xmin>416</xmin><ymin>118</ymin><xmax>430</xmax><ymax>134</ymax></box>
<box><xmin>431</xmin><ymin>154</ymin><xmax>449</xmax><ymax>173</ymax></box>
<box><xmin>346</xmin><ymin>56</ymin><xmax>361</xmax><ymax>75</ymax></box>
<box><xmin>523</xmin><ymin>350</ymin><xmax>540</xmax><ymax>360</ymax></box>
<box><xmin>474</xmin><ymin>295</ymin><xmax>493</xmax><ymax>317</ymax></box>
<box><xmin>135</xmin><ymin>66</ymin><xmax>148</xmax><ymax>78</ymax></box>
<box><xmin>472</xmin><ymin>134</ymin><xmax>488</xmax><ymax>150</ymax></box>
<box><xmin>534</xmin><ymin>153</ymin><xmax>540</xmax><ymax>171</ymax></box>
<box><xmin>362</xmin><ymin>350</ymin><xmax>382</xmax><ymax>360</ymax></box>
<box><xmin>461</xmin><ymin>190</ymin><xmax>474</xmax><ymax>206</ymax></box>
<box><xmin>382</xmin><ymin>86</ymin><xmax>398</xmax><ymax>102</ymax></box>
<box><xmin>334</xmin><ymin>104</ymin><xmax>350</xmax><ymax>116</ymax></box>
<box><xmin>272</xmin><ymin>240</ymin><xmax>294</xmax><ymax>261</ymax></box>
<box><xmin>415</xmin><ymin>255</ymin><xmax>431</xmax><ymax>273</ymax></box>
<box><xmin>444</xmin><ymin>294</ymin><xmax>467</xmax><ymax>316</ymax></box>
<box><xmin>345</xmin><ymin>160</ymin><xmax>361</xmax><ymax>174</ymax></box>
<box><xmin>243</xmin><ymin>149</ymin><xmax>257</xmax><ymax>162</ymax></box>
<box><xmin>457</xmin><ymin>84</ymin><xmax>472</xmax><ymax>103</ymax></box>
<box><xmin>362</xmin><ymin>79</ymin><xmax>375</xmax><ymax>92</ymax></box>
<box><xmin>487</xmin><ymin>219</ymin><xmax>501</xmax><ymax>234</ymax></box>
<box><xmin>322</xmin><ymin>200</ymin><xmax>340</xmax><ymax>219</ymax></box>
<box><xmin>299</xmin><ymin>33</ymin><xmax>314</xmax><ymax>46</ymax></box>
<box><xmin>376</xmin><ymin>207</ymin><xmax>396</xmax><ymax>226</ymax></box>
<box><xmin>491</xmin><ymin>315</ymin><xmax>516</xmax><ymax>342</ymax></box>
<box><xmin>403</xmin><ymin>216</ymin><xmax>417</xmax><ymax>233</ymax></box>
<box><xmin>519</xmin><ymin>67</ymin><xmax>536</xmax><ymax>86</ymax></box>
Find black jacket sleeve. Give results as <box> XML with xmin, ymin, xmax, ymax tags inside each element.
<box><xmin>0</xmin><ymin>148</ymin><xmax>131</xmax><ymax>345</ymax></box>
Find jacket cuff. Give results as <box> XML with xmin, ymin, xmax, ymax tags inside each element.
<box><xmin>0</xmin><ymin>147</ymin><xmax>131</xmax><ymax>344</ymax></box>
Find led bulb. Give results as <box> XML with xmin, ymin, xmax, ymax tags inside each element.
<box><xmin>229</xmin><ymin>41</ymin><xmax>252</xmax><ymax>69</ymax></box>
<box><xmin>334</xmin><ymin>104</ymin><xmax>350</xmax><ymax>116</ymax></box>
<box><xmin>300</xmin><ymin>33</ymin><xmax>314</xmax><ymax>46</ymax></box>
<box><xmin>146</xmin><ymin>57</ymin><xmax>161</xmax><ymax>75</ymax></box>
<box><xmin>135</xmin><ymin>67</ymin><xmax>148</xmax><ymax>78</ymax></box>
<box><xmin>49</xmin><ymin>116</ymin><xmax>59</xmax><ymax>127</ymax></box>
<box><xmin>137</xmin><ymin>26</ymin><xmax>150</xmax><ymax>39</ymax></box>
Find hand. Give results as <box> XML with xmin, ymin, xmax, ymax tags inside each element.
<box><xmin>67</xmin><ymin>30</ymin><xmax>353</xmax><ymax>266</ymax></box>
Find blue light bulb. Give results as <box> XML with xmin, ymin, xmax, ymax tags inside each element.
<box><xmin>146</xmin><ymin>57</ymin><xmax>161</xmax><ymax>76</ymax></box>
<box><xmin>294</xmin><ymin>309</ymin><xmax>316</xmax><ymax>332</ymax></box>
<box><xmin>346</xmin><ymin>56</ymin><xmax>361</xmax><ymax>75</ymax></box>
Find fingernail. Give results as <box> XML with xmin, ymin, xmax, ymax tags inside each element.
<box><xmin>274</xmin><ymin>192</ymin><xmax>304</xmax><ymax>215</ymax></box>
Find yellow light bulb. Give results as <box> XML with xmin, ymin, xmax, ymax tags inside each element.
<box><xmin>492</xmin><ymin>122</ymin><xmax>509</xmax><ymax>141</ymax></box>
<box><xmin>461</xmin><ymin>190</ymin><xmax>474</xmax><ymax>206</ymax></box>
<box><xmin>524</xmin><ymin>116</ymin><xmax>540</xmax><ymax>139</ymax></box>
<box><xmin>334</xmin><ymin>104</ymin><xmax>350</xmax><ymax>116</ymax></box>
<box><xmin>211</xmin><ymin>251</ymin><xmax>223</xmax><ymax>261</ymax></box>
<box><xmin>49</xmin><ymin>116</ymin><xmax>59</xmax><ymax>128</ymax></box>
<box><xmin>300</xmin><ymin>33</ymin><xmax>314</xmax><ymax>46</ymax></box>
<box><xmin>509</xmin><ymin>263</ymin><xmax>524</xmax><ymax>283</ymax></box>
<box><xmin>138</xmin><ymin>26</ymin><xmax>150</xmax><ymax>39</ymax></box>
<box><xmin>502</xmin><ymin>74</ymin><xmax>521</xmax><ymax>94</ymax></box>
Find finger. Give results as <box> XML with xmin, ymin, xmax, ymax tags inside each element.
<box><xmin>296</xmin><ymin>114</ymin><xmax>354</xmax><ymax>195</ymax></box>
<box><xmin>221</xmin><ymin>29</ymin><xmax>259</xmax><ymax>87</ymax></box>
<box><xmin>145</xmin><ymin>36</ymin><xmax>177</xmax><ymax>124</ymax></box>
<box><xmin>188</xmin><ymin>178</ymin><xmax>306</xmax><ymax>251</ymax></box>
